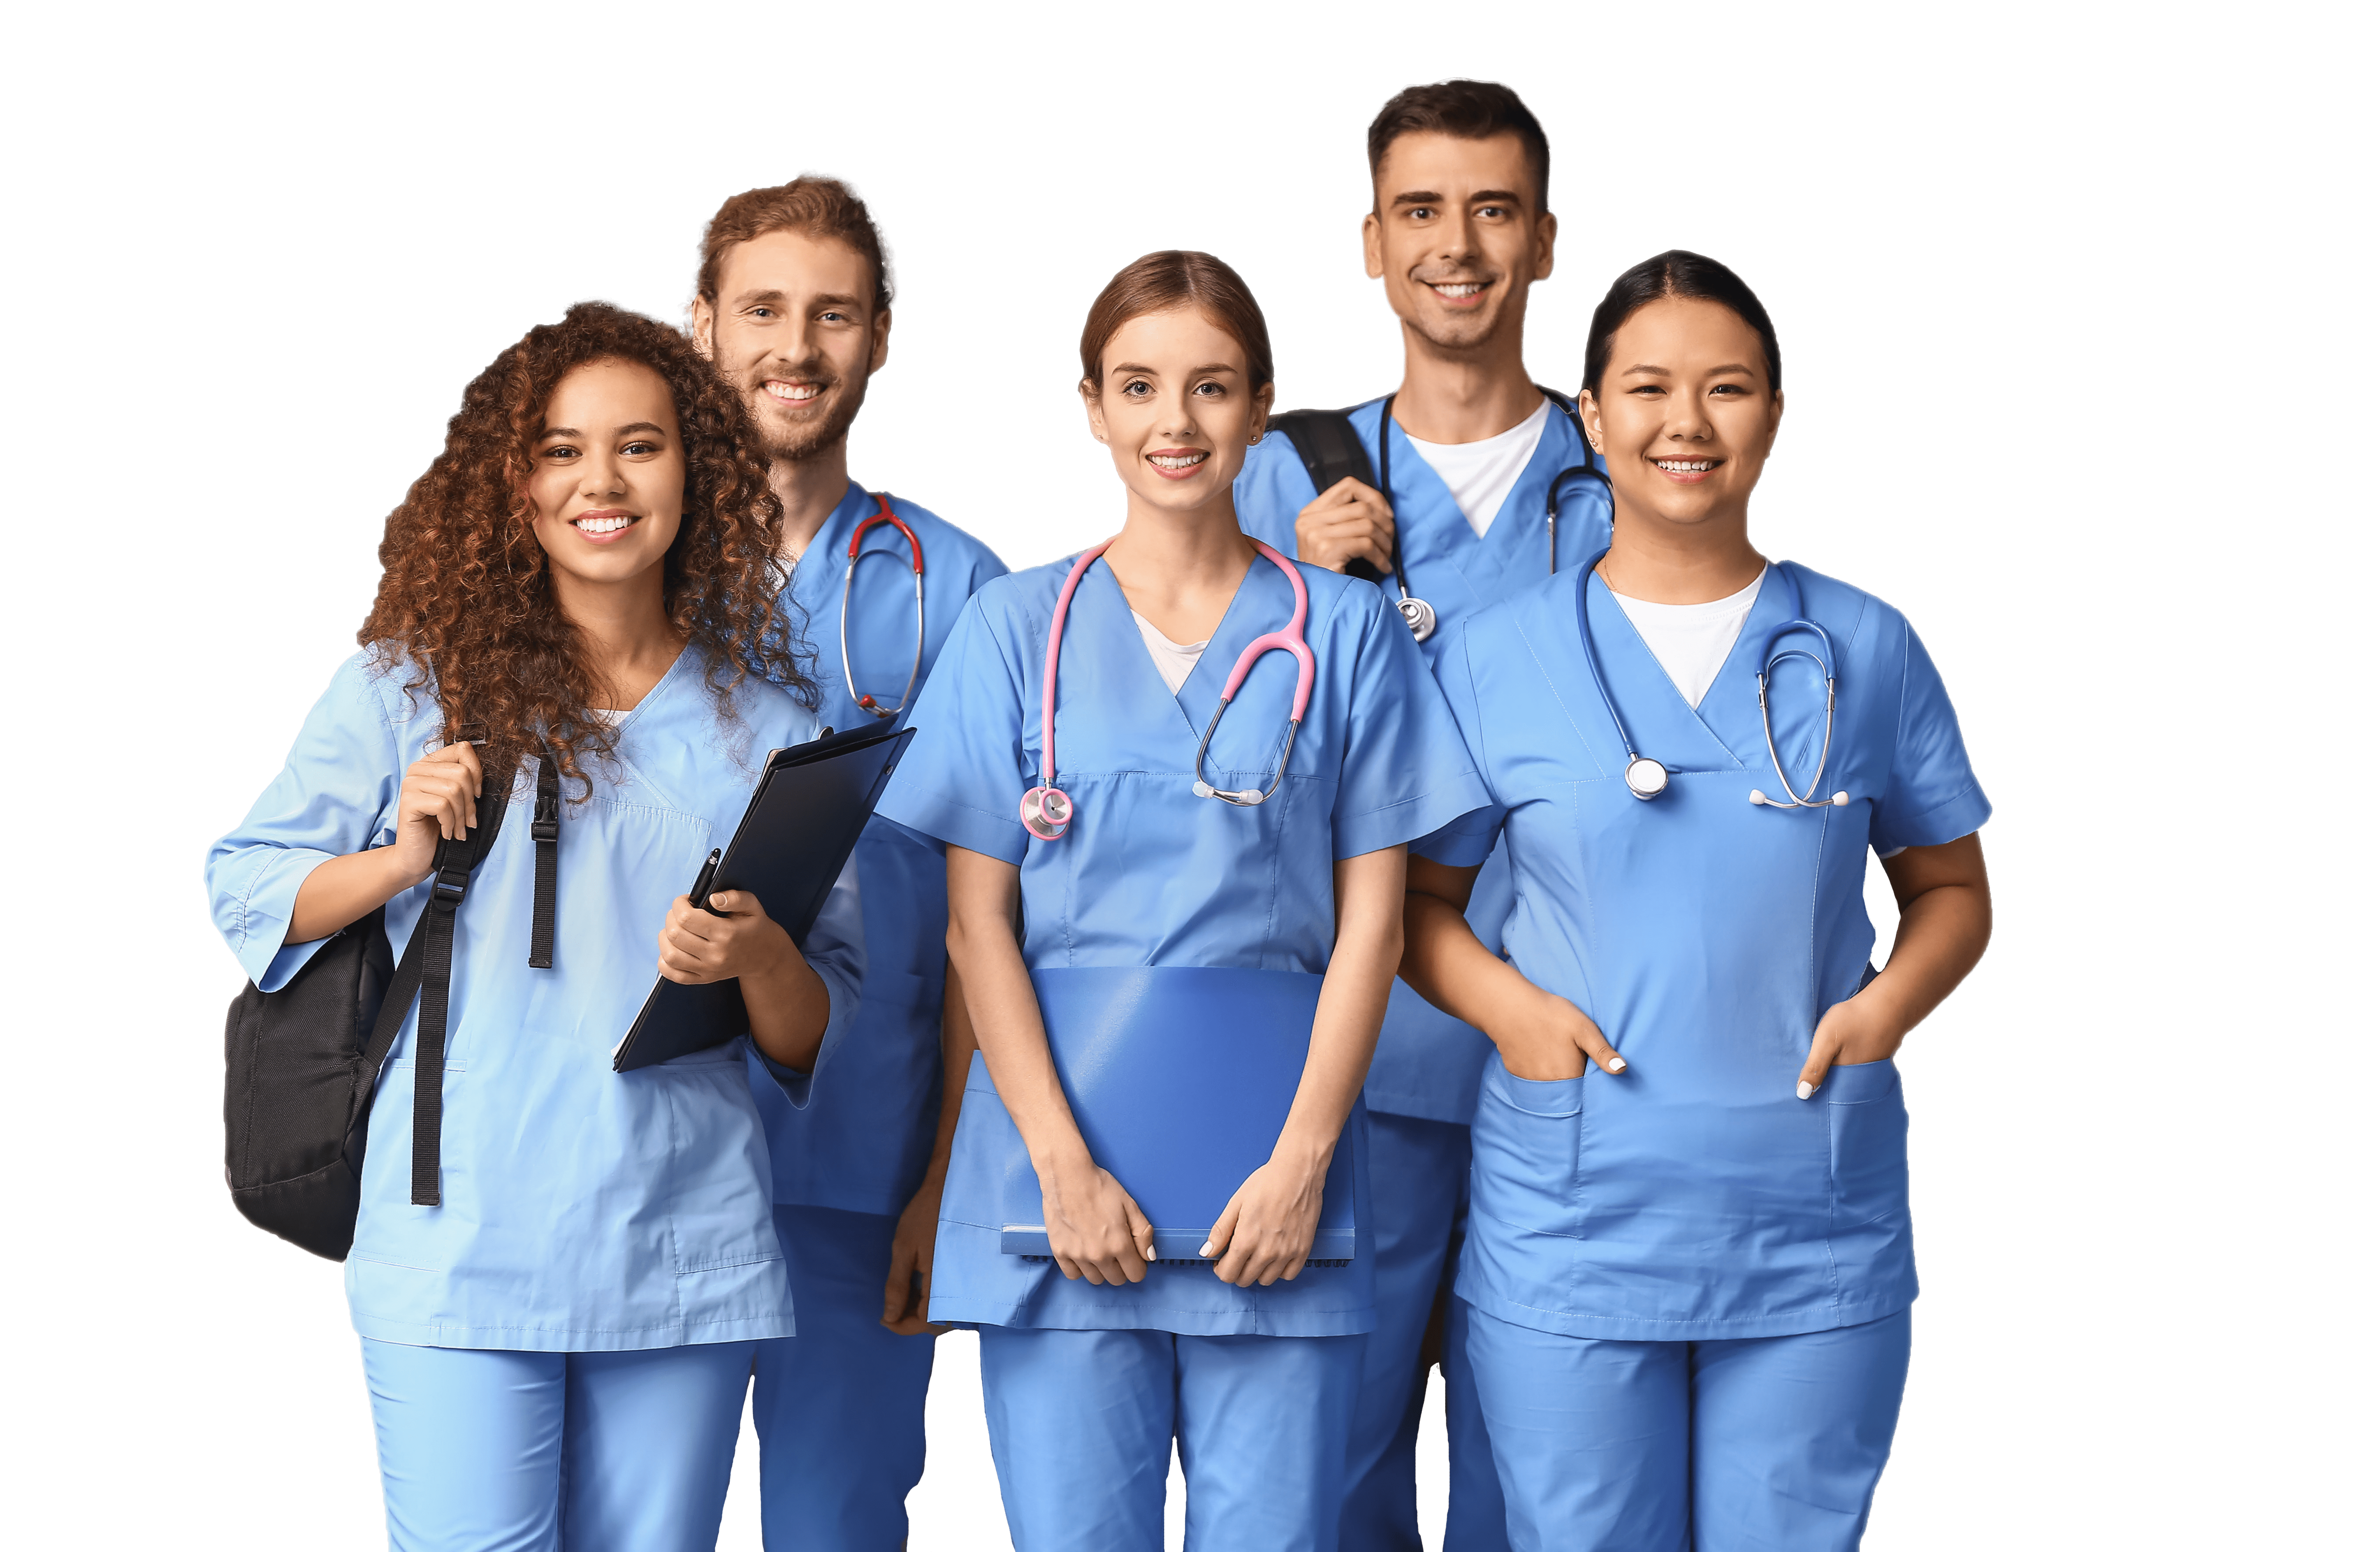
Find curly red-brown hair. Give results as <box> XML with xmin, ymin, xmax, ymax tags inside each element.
<box><xmin>360</xmin><ymin>301</ymin><xmax>810</xmax><ymax>796</ymax></box>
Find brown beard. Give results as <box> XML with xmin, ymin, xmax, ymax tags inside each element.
<box><xmin>750</xmin><ymin>369</ymin><xmax>871</xmax><ymax>465</ymax></box>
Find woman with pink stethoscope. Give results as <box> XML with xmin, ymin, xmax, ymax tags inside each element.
<box><xmin>872</xmin><ymin>251</ymin><xmax>1490</xmax><ymax>1550</ymax></box>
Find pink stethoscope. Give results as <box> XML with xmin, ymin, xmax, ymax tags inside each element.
<box><xmin>839</xmin><ymin>493</ymin><xmax>924</xmax><ymax>720</ymax></box>
<box><xmin>1020</xmin><ymin>538</ymin><xmax>1316</xmax><ymax>841</ymax></box>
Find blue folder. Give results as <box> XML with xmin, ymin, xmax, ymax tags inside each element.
<box><xmin>998</xmin><ymin>966</ymin><xmax>1357</xmax><ymax>1266</ymax></box>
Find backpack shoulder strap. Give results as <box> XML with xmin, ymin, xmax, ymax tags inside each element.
<box><xmin>528</xmin><ymin>750</ymin><xmax>560</xmax><ymax>969</ymax></box>
<box><xmin>1267</xmin><ymin>407</ymin><xmax>1378</xmax><ymax>498</ymax></box>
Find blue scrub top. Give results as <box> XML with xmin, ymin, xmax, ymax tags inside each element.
<box><xmin>748</xmin><ymin>482</ymin><xmax>1009</xmax><ymax>1218</ymax></box>
<box><xmin>1416</xmin><ymin>563</ymin><xmax>1991</xmax><ymax>1342</ymax></box>
<box><xmin>207</xmin><ymin>644</ymin><xmax>866</xmax><ymax>1352</ymax></box>
<box><xmin>1236</xmin><ymin>398</ymin><xmax>1613</xmax><ymax>1123</ymax></box>
<box><xmin>876</xmin><ymin>547</ymin><xmax>1492</xmax><ymax>1335</ymax></box>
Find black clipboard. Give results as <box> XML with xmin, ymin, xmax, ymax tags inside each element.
<box><xmin>613</xmin><ymin>721</ymin><xmax>915</xmax><ymax>1072</ymax></box>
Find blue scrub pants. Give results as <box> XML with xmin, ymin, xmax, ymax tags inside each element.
<box><xmin>753</xmin><ymin>1205</ymin><xmax>937</xmax><ymax>1550</ymax></box>
<box><xmin>1466</xmin><ymin>1304</ymin><xmax>1913</xmax><ymax>1552</ymax></box>
<box><xmin>360</xmin><ymin>1336</ymin><xmax>753</xmax><ymax>1552</ymax></box>
<box><xmin>978</xmin><ymin>1326</ymin><xmax>1364</xmax><ymax>1552</ymax></box>
<box><xmin>1347</xmin><ymin>1112</ymin><xmax>1506</xmax><ymax>1552</ymax></box>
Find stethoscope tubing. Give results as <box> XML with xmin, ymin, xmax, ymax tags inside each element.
<box><xmin>840</xmin><ymin>493</ymin><xmax>926</xmax><ymax>721</ymax></box>
<box><xmin>1372</xmin><ymin>390</ymin><xmax>1603</xmax><ymax>641</ymax></box>
<box><xmin>1577</xmin><ymin>554</ymin><xmax>1845</xmax><ymax>808</ymax></box>
<box><xmin>1026</xmin><ymin>537</ymin><xmax>1315</xmax><ymax>836</ymax></box>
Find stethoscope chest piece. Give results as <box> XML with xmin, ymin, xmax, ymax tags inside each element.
<box><xmin>1624</xmin><ymin>756</ymin><xmax>1670</xmax><ymax>800</ymax></box>
<box><xmin>1396</xmin><ymin>594</ymin><xmax>1437</xmax><ymax>643</ymax></box>
<box><xmin>1021</xmin><ymin>785</ymin><xmax>1073</xmax><ymax>840</ymax></box>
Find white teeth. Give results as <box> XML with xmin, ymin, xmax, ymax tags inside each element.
<box><xmin>1150</xmin><ymin>453</ymin><xmax>1208</xmax><ymax>469</ymax></box>
<box><xmin>765</xmin><ymin>382</ymin><xmax>818</xmax><ymax>402</ymax></box>
<box><xmin>1432</xmin><ymin>283</ymin><xmax>1483</xmax><ymax>297</ymax></box>
<box><xmin>1654</xmin><ymin>459</ymin><xmax>1716</xmax><ymax>473</ymax></box>
<box><xmin>575</xmin><ymin>515</ymin><xmax>634</xmax><ymax>533</ymax></box>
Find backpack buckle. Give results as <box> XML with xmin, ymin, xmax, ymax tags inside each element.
<box><xmin>431</xmin><ymin>857</ymin><xmax>472</xmax><ymax>904</ymax></box>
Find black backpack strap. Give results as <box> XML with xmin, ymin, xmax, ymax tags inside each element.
<box><xmin>528</xmin><ymin>750</ymin><xmax>560</xmax><ymax>969</ymax></box>
<box><xmin>1267</xmin><ymin>406</ymin><xmax>1390</xmax><ymax>583</ymax></box>
<box><xmin>342</xmin><ymin>776</ymin><xmax>510</xmax><ymax>1209</ymax></box>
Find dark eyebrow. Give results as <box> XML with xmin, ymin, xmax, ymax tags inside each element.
<box><xmin>1466</xmin><ymin>188</ymin><xmax>1526</xmax><ymax>206</ymax></box>
<box><xmin>1388</xmin><ymin>189</ymin><xmax>1442</xmax><ymax>209</ymax></box>
<box><xmin>809</xmin><ymin>293</ymin><xmax>866</xmax><ymax>312</ymax></box>
<box><xmin>538</xmin><ymin>421</ymin><xmax>669</xmax><ymax>442</ymax></box>
<box><xmin>1617</xmin><ymin>363</ymin><xmax>1759</xmax><ymax>380</ymax></box>
<box><xmin>1107</xmin><ymin>363</ymin><xmax>1242</xmax><ymax>378</ymax></box>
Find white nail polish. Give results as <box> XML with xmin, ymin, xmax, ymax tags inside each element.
<box><xmin>1607</xmin><ymin>1057</ymin><xmax>1627</xmax><ymax>1072</ymax></box>
<box><xmin>1199</xmin><ymin>1242</ymin><xmax>1214</xmax><ymax>1258</ymax></box>
<box><xmin>1796</xmin><ymin>1080</ymin><xmax>1816</xmax><ymax>1100</ymax></box>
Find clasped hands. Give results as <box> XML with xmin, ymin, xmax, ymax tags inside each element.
<box><xmin>1035</xmin><ymin>1146</ymin><xmax>1330</xmax><ymax>1290</ymax></box>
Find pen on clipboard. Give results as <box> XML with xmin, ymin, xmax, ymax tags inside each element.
<box><xmin>686</xmin><ymin>848</ymin><xmax>729</xmax><ymax>918</ymax></box>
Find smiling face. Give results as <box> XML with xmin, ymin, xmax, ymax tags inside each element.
<box><xmin>1081</xmin><ymin>307</ymin><xmax>1274</xmax><ymax>515</ymax></box>
<box><xmin>525</xmin><ymin>357</ymin><xmax>686</xmax><ymax>592</ymax></box>
<box><xmin>692</xmin><ymin>227</ymin><xmax>887</xmax><ymax>465</ymax></box>
<box><xmin>1363</xmin><ymin>130</ymin><xmax>1554</xmax><ymax>354</ymax></box>
<box><xmin>1583</xmin><ymin>295</ymin><xmax>1783</xmax><ymax>535</ymax></box>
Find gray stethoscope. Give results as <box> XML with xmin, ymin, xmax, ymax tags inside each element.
<box><xmin>1372</xmin><ymin>390</ymin><xmax>1602</xmax><ymax>643</ymax></box>
<box><xmin>1577</xmin><ymin>552</ymin><xmax>1850</xmax><ymax>809</ymax></box>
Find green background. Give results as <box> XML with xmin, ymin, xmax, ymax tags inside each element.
<box><xmin>9</xmin><ymin>0</ymin><xmax>2361</xmax><ymax>1542</ymax></box>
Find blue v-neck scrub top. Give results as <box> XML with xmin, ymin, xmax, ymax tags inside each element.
<box><xmin>1237</xmin><ymin>399</ymin><xmax>1612</xmax><ymax>1123</ymax></box>
<box><xmin>751</xmin><ymin>482</ymin><xmax>1008</xmax><ymax>1218</ymax></box>
<box><xmin>874</xmin><ymin>549</ymin><xmax>1492</xmax><ymax>1336</ymax></box>
<box><xmin>207</xmin><ymin>645</ymin><xmax>866</xmax><ymax>1352</ymax></box>
<box><xmin>1416</xmin><ymin>563</ymin><xmax>1990</xmax><ymax>1342</ymax></box>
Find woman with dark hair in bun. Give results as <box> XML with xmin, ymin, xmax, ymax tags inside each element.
<box><xmin>207</xmin><ymin>302</ymin><xmax>864</xmax><ymax>1551</ymax></box>
<box><xmin>1402</xmin><ymin>253</ymin><xmax>1993</xmax><ymax>1549</ymax></box>
<box><xmin>874</xmin><ymin>252</ymin><xmax>1489</xmax><ymax>1550</ymax></box>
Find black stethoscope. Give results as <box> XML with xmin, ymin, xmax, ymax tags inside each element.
<box><xmin>838</xmin><ymin>492</ymin><xmax>924</xmax><ymax>720</ymax></box>
<box><xmin>1575</xmin><ymin>552</ymin><xmax>1849</xmax><ymax>808</ymax></box>
<box><xmin>1371</xmin><ymin>389</ymin><xmax>1606</xmax><ymax>642</ymax></box>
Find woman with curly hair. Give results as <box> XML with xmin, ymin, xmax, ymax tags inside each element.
<box><xmin>206</xmin><ymin>302</ymin><xmax>864</xmax><ymax>1551</ymax></box>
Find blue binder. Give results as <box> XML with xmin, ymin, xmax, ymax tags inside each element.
<box><xmin>998</xmin><ymin>967</ymin><xmax>1357</xmax><ymax>1266</ymax></box>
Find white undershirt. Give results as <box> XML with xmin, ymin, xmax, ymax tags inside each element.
<box><xmin>1402</xmin><ymin>398</ymin><xmax>1552</xmax><ymax>539</ymax></box>
<box><xmin>1608</xmin><ymin>572</ymin><xmax>1764</xmax><ymax>709</ymax></box>
<box><xmin>1130</xmin><ymin>610</ymin><xmax>1208</xmax><ymax>694</ymax></box>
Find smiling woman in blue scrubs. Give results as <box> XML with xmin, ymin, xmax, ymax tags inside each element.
<box><xmin>875</xmin><ymin>251</ymin><xmax>1489</xmax><ymax>1552</ymax></box>
<box><xmin>1402</xmin><ymin>252</ymin><xmax>1994</xmax><ymax>1551</ymax></box>
<box><xmin>206</xmin><ymin>304</ymin><xmax>863</xmax><ymax>1552</ymax></box>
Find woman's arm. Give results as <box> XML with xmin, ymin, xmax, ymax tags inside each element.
<box><xmin>1205</xmin><ymin>844</ymin><xmax>1406</xmax><ymax>1288</ymax></box>
<box><xmin>285</xmin><ymin>741</ymin><xmax>485</xmax><ymax>944</ymax></box>
<box><xmin>882</xmin><ymin>956</ymin><xmax>975</xmax><ymax>1334</ymax></box>
<box><xmin>657</xmin><ymin>888</ymin><xmax>833</xmax><ymax>1072</ymax></box>
<box><xmin>1798</xmin><ymin>832</ymin><xmax>1992</xmax><ymax>1095</ymax></box>
<box><xmin>1400</xmin><ymin>854</ymin><xmax>1626</xmax><ymax>1082</ymax></box>
<box><xmin>947</xmin><ymin>845</ymin><xmax>1153</xmax><ymax>1286</ymax></box>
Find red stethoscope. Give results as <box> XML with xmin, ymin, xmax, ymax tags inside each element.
<box><xmin>840</xmin><ymin>492</ymin><xmax>925</xmax><ymax>720</ymax></box>
<box><xmin>1021</xmin><ymin>538</ymin><xmax>1315</xmax><ymax>841</ymax></box>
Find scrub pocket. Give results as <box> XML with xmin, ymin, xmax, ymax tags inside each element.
<box><xmin>1825</xmin><ymin>1058</ymin><xmax>1910</xmax><ymax>1231</ymax></box>
<box><xmin>662</xmin><ymin>1062</ymin><xmax>784</xmax><ymax>1275</ymax></box>
<box><xmin>1468</xmin><ymin>1060</ymin><xmax>1587</xmax><ymax>1239</ymax></box>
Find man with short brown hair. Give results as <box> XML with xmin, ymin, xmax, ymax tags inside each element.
<box><xmin>1234</xmin><ymin>80</ymin><xmax>1613</xmax><ymax>1552</ymax></box>
<box><xmin>694</xmin><ymin>174</ymin><xmax>1008</xmax><ymax>1552</ymax></box>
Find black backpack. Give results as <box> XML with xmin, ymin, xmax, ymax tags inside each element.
<box><xmin>222</xmin><ymin>755</ymin><xmax>558</xmax><ymax>1260</ymax></box>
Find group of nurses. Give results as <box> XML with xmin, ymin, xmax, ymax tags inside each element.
<box><xmin>876</xmin><ymin>249</ymin><xmax>1490</xmax><ymax>1551</ymax></box>
<box><xmin>1402</xmin><ymin>252</ymin><xmax>1994</xmax><ymax>1549</ymax></box>
<box><xmin>207</xmin><ymin>302</ymin><xmax>865</xmax><ymax>1552</ymax></box>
